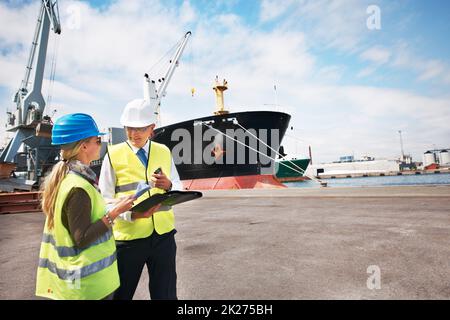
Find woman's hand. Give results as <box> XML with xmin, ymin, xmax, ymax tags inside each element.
<box><xmin>108</xmin><ymin>195</ymin><xmax>135</xmax><ymax>219</ymax></box>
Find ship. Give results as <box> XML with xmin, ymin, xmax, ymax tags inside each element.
<box><xmin>104</xmin><ymin>78</ymin><xmax>291</xmax><ymax>190</ymax></box>
<box><xmin>274</xmin><ymin>158</ymin><xmax>311</xmax><ymax>183</ymax></box>
<box><xmin>126</xmin><ymin>77</ymin><xmax>291</xmax><ymax>190</ymax></box>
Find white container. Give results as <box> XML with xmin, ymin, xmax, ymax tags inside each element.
<box><xmin>439</xmin><ymin>150</ymin><xmax>450</xmax><ymax>165</ymax></box>
<box><xmin>423</xmin><ymin>152</ymin><xmax>436</xmax><ymax>166</ymax></box>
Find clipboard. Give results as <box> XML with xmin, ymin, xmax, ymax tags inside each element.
<box><xmin>131</xmin><ymin>191</ymin><xmax>203</xmax><ymax>213</ymax></box>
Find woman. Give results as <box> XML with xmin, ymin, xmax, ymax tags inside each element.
<box><xmin>35</xmin><ymin>113</ymin><xmax>134</xmax><ymax>300</ymax></box>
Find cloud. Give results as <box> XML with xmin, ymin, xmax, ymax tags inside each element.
<box><xmin>391</xmin><ymin>42</ymin><xmax>450</xmax><ymax>86</ymax></box>
<box><xmin>0</xmin><ymin>1</ymin><xmax>39</xmax><ymax>45</ymax></box>
<box><xmin>417</xmin><ymin>60</ymin><xmax>446</xmax><ymax>82</ymax></box>
<box><xmin>314</xmin><ymin>65</ymin><xmax>344</xmax><ymax>82</ymax></box>
<box><xmin>0</xmin><ymin>54</ymin><xmax>27</xmax><ymax>90</ymax></box>
<box><xmin>259</xmin><ymin>0</ymin><xmax>294</xmax><ymax>22</ymax></box>
<box><xmin>356</xmin><ymin>66</ymin><xmax>376</xmax><ymax>78</ymax></box>
<box><xmin>360</xmin><ymin>46</ymin><xmax>391</xmax><ymax>65</ymax></box>
<box><xmin>179</xmin><ymin>0</ymin><xmax>196</xmax><ymax>24</ymax></box>
<box><xmin>279</xmin><ymin>0</ymin><xmax>375</xmax><ymax>52</ymax></box>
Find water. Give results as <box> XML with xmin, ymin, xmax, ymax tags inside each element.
<box><xmin>284</xmin><ymin>173</ymin><xmax>450</xmax><ymax>188</ymax></box>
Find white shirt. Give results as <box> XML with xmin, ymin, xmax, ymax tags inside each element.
<box><xmin>99</xmin><ymin>140</ymin><xmax>182</xmax><ymax>221</ymax></box>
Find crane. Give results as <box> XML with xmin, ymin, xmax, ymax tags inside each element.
<box><xmin>143</xmin><ymin>31</ymin><xmax>192</xmax><ymax>126</ymax></box>
<box><xmin>0</xmin><ymin>0</ymin><xmax>61</xmax><ymax>186</ymax></box>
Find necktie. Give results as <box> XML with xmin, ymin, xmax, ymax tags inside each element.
<box><xmin>136</xmin><ymin>148</ymin><xmax>148</xmax><ymax>166</ymax></box>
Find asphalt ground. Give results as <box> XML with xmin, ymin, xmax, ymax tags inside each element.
<box><xmin>1</xmin><ymin>185</ymin><xmax>449</xmax><ymax>299</ymax></box>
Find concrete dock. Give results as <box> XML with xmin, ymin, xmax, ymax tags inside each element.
<box><xmin>1</xmin><ymin>185</ymin><xmax>449</xmax><ymax>299</ymax></box>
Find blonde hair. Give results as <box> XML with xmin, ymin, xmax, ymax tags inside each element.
<box><xmin>40</xmin><ymin>138</ymin><xmax>89</xmax><ymax>229</ymax></box>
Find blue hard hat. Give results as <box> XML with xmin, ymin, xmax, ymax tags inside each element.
<box><xmin>51</xmin><ymin>113</ymin><xmax>106</xmax><ymax>145</ymax></box>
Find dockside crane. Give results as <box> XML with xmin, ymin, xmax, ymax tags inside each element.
<box><xmin>0</xmin><ymin>0</ymin><xmax>62</xmax><ymax>189</ymax></box>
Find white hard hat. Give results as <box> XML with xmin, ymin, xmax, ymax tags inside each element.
<box><xmin>120</xmin><ymin>98</ymin><xmax>156</xmax><ymax>127</ymax></box>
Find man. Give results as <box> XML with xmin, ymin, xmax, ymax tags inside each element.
<box><xmin>99</xmin><ymin>98</ymin><xmax>182</xmax><ymax>300</ymax></box>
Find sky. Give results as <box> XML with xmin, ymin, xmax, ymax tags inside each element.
<box><xmin>0</xmin><ymin>0</ymin><xmax>449</xmax><ymax>164</ymax></box>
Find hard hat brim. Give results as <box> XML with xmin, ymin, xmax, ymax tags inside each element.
<box><xmin>51</xmin><ymin>132</ymin><xmax>107</xmax><ymax>145</ymax></box>
<box><xmin>120</xmin><ymin>120</ymin><xmax>155</xmax><ymax>128</ymax></box>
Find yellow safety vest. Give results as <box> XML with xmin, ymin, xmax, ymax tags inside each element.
<box><xmin>36</xmin><ymin>173</ymin><xmax>119</xmax><ymax>300</ymax></box>
<box><xmin>108</xmin><ymin>141</ymin><xmax>175</xmax><ymax>240</ymax></box>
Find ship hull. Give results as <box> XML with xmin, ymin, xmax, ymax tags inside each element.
<box><xmin>152</xmin><ymin>111</ymin><xmax>291</xmax><ymax>182</ymax></box>
<box><xmin>275</xmin><ymin>158</ymin><xmax>311</xmax><ymax>183</ymax></box>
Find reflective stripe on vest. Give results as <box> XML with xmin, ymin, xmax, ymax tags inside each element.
<box><xmin>38</xmin><ymin>252</ymin><xmax>116</xmax><ymax>281</ymax></box>
<box><xmin>108</xmin><ymin>141</ymin><xmax>175</xmax><ymax>240</ymax></box>
<box><xmin>35</xmin><ymin>173</ymin><xmax>119</xmax><ymax>300</ymax></box>
<box><xmin>41</xmin><ymin>229</ymin><xmax>113</xmax><ymax>258</ymax></box>
<box><xmin>115</xmin><ymin>182</ymin><xmax>140</xmax><ymax>193</ymax></box>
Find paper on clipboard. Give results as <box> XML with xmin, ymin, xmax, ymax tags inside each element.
<box><xmin>133</xmin><ymin>181</ymin><xmax>151</xmax><ymax>199</ymax></box>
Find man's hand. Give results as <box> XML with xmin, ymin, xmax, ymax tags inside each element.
<box><xmin>151</xmin><ymin>169</ymin><xmax>172</xmax><ymax>191</ymax></box>
<box><xmin>131</xmin><ymin>203</ymin><xmax>162</xmax><ymax>220</ymax></box>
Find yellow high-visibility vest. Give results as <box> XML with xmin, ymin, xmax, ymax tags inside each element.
<box><xmin>108</xmin><ymin>141</ymin><xmax>175</xmax><ymax>240</ymax></box>
<box><xmin>36</xmin><ymin>173</ymin><xmax>119</xmax><ymax>300</ymax></box>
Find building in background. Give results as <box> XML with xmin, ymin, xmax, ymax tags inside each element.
<box><xmin>305</xmin><ymin>156</ymin><xmax>401</xmax><ymax>177</ymax></box>
<box><xmin>423</xmin><ymin>148</ymin><xmax>450</xmax><ymax>169</ymax></box>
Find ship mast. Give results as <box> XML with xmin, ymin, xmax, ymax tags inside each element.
<box><xmin>213</xmin><ymin>76</ymin><xmax>229</xmax><ymax>115</ymax></box>
<box><xmin>398</xmin><ymin>130</ymin><xmax>405</xmax><ymax>160</ymax></box>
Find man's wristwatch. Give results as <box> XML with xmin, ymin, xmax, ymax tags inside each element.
<box><xmin>166</xmin><ymin>182</ymin><xmax>172</xmax><ymax>191</ymax></box>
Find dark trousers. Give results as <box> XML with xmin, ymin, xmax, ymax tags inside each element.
<box><xmin>113</xmin><ymin>229</ymin><xmax>177</xmax><ymax>300</ymax></box>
